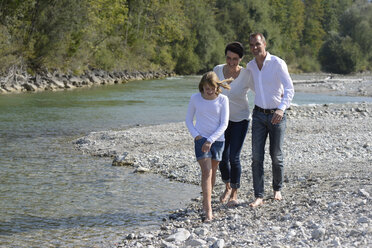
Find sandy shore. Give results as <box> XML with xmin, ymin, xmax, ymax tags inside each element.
<box><xmin>74</xmin><ymin>98</ymin><xmax>371</xmax><ymax>247</ymax></box>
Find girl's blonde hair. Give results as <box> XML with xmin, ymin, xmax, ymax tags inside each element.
<box><xmin>198</xmin><ymin>71</ymin><xmax>232</xmax><ymax>95</ymax></box>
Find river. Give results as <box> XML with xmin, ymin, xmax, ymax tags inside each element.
<box><xmin>0</xmin><ymin>75</ymin><xmax>371</xmax><ymax>247</ymax></box>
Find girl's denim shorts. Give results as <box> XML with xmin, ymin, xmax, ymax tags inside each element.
<box><xmin>194</xmin><ymin>137</ymin><xmax>224</xmax><ymax>161</ymax></box>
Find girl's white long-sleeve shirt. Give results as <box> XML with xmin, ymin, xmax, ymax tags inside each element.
<box><xmin>185</xmin><ymin>92</ymin><xmax>229</xmax><ymax>143</ymax></box>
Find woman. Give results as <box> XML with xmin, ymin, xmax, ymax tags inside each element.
<box><xmin>185</xmin><ymin>71</ymin><xmax>231</xmax><ymax>222</ymax></box>
<box><xmin>213</xmin><ymin>42</ymin><xmax>254</xmax><ymax>206</ymax></box>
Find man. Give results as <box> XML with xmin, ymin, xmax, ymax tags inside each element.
<box><xmin>246</xmin><ymin>33</ymin><xmax>294</xmax><ymax>207</ymax></box>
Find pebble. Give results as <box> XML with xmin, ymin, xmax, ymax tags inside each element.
<box><xmin>165</xmin><ymin>228</ymin><xmax>190</xmax><ymax>242</ymax></box>
<box><xmin>311</xmin><ymin>228</ymin><xmax>326</xmax><ymax>240</ymax></box>
<box><xmin>212</xmin><ymin>239</ymin><xmax>225</xmax><ymax>248</ymax></box>
<box><xmin>186</xmin><ymin>238</ymin><xmax>207</xmax><ymax>246</ymax></box>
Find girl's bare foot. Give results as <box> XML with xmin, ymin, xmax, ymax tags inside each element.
<box><xmin>249</xmin><ymin>198</ymin><xmax>264</xmax><ymax>208</ymax></box>
<box><xmin>274</xmin><ymin>191</ymin><xmax>282</xmax><ymax>200</ymax></box>
<box><xmin>202</xmin><ymin>210</ymin><xmax>213</xmax><ymax>222</ymax></box>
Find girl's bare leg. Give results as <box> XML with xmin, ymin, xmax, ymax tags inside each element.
<box><xmin>198</xmin><ymin>158</ymin><xmax>213</xmax><ymax>221</ymax></box>
<box><xmin>211</xmin><ymin>160</ymin><xmax>219</xmax><ymax>193</ymax></box>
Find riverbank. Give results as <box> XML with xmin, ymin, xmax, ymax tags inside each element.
<box><xmin>1</xmin><ymin>70</ymin><xmax>371</xmax><ymax>97</ymax></box>
<box><xmin>291</xmin><ymin>72</ymin><xmax>372</xmax><ymax>97</ymax></box>
<box><xmin>74</xmin><ymin>102</ymin><xmax>372</xmax><ymax>247</ymax></box>
<box><xmin>0</xmin><ymin>69</ymin><xmax>175</xmax><ymax>94</ymax></box>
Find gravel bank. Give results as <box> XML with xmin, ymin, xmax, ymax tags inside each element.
<box><xmin>291</xmin><ymin>73</ymin><xmax>372</xmax><ymax>97</ymax></box>
<box><xmin>74</xmin><ymin>102</ymin><xmax>372</xmax><ymax>248</ymax></box>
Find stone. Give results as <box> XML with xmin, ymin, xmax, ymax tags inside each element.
<box><xmin>49</xmin><ymin>78</ymin><xmax>65</xmax><ymax>89</ymax></box>
<box><xmin>331</xmin><ymin>237</ymin><xmax>342</xmax><ymax>247</ymax></box>
<box><xmin>165</xmin><ymin>228</ymin><xmax>190</xmax><ymax>242</ymax></box>
<box><xmin>311</xmin><ymin>228</ymin><xmax>326</xmax><ymax>240</ymax></box>
<box><xmin>186</xmin><ymin>238</ymin><xmax>207</xmax><ymax>246</ymax></box>
<box><xmin>112</xmin><ymin>153</ymin><xmax>136</xmax><ymax>166</ymax></box>
<box><xmin>194</xmin><ymin>227</ymin><xmax>209</xmax><ymax>236</ymax></box>
<box><xmin>22</xmin><ymin>83</ymin><xmax>37</xmax><ymax>91</ymax></box>
<box><xmin>212</xmin><ymin>239</ymin><xmax>225</xmax><ymax>248</ymax></box>
<box><xmin>161</xmin><ymin>240</ymin><xmax>178</xmax><ymax>248</ymax></box>
<box><xmin>134</xmin><ymin>166</ymin><xmax>150</xmax><ymax>173</ymax></box>
<box><xmin>358</xmin><ymin>189</ymin><xmax>370</xmax><ymax>198</ymax></box>
<box><xmin>207</xmin><ymin>237</ymin><xmax>218</xmax><ymax>243</ymax></box>
<box><xmin>357</xmin><ymin>217</ymin><xmax>369</xmax><ymax>224</ymax></box>
<box><xmin>126</xmin><ymin>233</ymin><xmax>136</xmax><ymax>240</ymax></box>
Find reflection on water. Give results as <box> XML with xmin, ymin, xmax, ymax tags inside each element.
<box><xmin>0</xmin><ymin>75</ymin><xmax>371</xmax><ymax>247</ymax></box>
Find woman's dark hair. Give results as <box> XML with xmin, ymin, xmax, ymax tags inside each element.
<box><xmin>225</xmin><ymin>42</ymin><xmax>244</xmax><ymax>58</ymax></box>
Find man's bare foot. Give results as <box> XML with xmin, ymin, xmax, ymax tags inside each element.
<box><xmin>219</xmin><ymin>188</ymin><xmax>231</xmax><ymax>203</ymax></box>
<box><xmin>249</xmin><ymin>198</ymin><xmax>264</xmax><ymax>208</ymax></box>
<box><xmin>274</xmin><ymin>191</ymin><xmax>282</xmax><ymax>200</ymax></box>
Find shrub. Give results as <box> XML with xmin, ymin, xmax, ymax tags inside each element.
<box><xmin>296</xmin><ymin>55</ymin><xmax>321</xmax><ymax>73</ymax></box>
<box><xmin>319</xmin><ymin>34</ymin><xmax>362</xmax><ymax>74</ymax></box>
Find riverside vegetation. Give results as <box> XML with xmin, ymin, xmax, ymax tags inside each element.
<box><xmin>74</xmin><ymin>80</ymin><xmax>372</xmax><ymax>247</ymax></box>
<box><xmin>0</xmin><ymin>0</ymin><xmax>371</xmax><ymax>79</ymax></box>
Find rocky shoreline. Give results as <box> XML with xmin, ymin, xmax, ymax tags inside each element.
<box><xmin>1</xmin><ymin>70</ymin><xmax>371</xmax><ymax>97</ymax></box>
<box><xmin>0</xmin><ymin>69</ymin><xmax>175</xmax><ymax>94</ymax></box>
<box><xmin>74</xmin><ymin>102</ymin><xmax>372</xmax><ymax>248</ymax></box>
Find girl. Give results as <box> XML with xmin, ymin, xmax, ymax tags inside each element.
<box><xmin>185</xmin><ymin>71</ymin><xmax>231</xmax><ymax>222</ymax></box>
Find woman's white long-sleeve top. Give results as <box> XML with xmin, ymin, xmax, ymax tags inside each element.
<box><xmin>213</xmin><ymin>64</ymin><xmax>254</xmax><ymax>122</ymax></box>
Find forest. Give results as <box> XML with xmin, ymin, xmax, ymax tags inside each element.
<box><xmin>0</xmin><ymin>0</ymin><xmax>371</xmax><ymax>75</ymax></box>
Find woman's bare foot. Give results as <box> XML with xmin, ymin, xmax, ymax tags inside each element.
<box><xmin>219</xmin><ymin>185</ymin><xmax>231</xmax><ymax>203</ymax></box>
<box><xmin>249</xmin><ymin>198</ymin><xmax>264</xmax><ymax>208</ymax></box>
<box><xmin>227</xmin><ymin>188</ymin><xmax>239</xmax><ymax>207</ymax></box>
<box><xmin>274</xmin><ymin>191</ymin><xmax>282</xmax><ymax>200</ymax></box>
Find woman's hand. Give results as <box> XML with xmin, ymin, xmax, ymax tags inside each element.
<box><xmin>194</xmin><ymin>135</ymin><xmax>202</xmax><ymax>141</ymax></box>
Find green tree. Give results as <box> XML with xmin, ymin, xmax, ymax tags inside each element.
<box><xmin>321</xmin><ymin>0</ymin><xmax>353</xmax><ymax>33</ymax></box>
<box><xmin>215</xmin><ymin>0</ymin><xmax>282</xmax><ymax>63</ymax></box>
<box><xmin>301</xmin><ymin>0</ymin><xmax>326</xmax><ymax>57</ymax></box>
<box><xmin>319</xmin><ymin>33</ymin><xmax>361</xmax><ymax>74</ymax></box>
<box><xmin>174</xmin><ymin>0</ymin><xmax>224</xmax><ymax>74</ymax></box>
<box><xmin>269</xmin><ymin>0</ymin><xmax>305</xmax><ymax>62</ymax></box>
<box><xmin>339</xmin><ymin>1</ymin><xmax>372</xmax><ymax>70</ymax></box>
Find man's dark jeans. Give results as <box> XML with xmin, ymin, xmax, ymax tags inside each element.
<box><xmin>251</xmin><ymin>110</ymin><xmax>286</xmax><ymax>198</ymax></box>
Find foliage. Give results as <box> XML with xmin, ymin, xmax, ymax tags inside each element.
<box><xmin>296</xmin><ymin>55</ymin><xmax>321</xmax><ymax>73</ymax></box>
<box><xmin>0</xmin><ymin>0</ymin><xmax>370</xmax><ymax>75</ymax></box>
<box><xmin>319</xmin><ymin>33</ymin><xmax>362</xmax><ymax>74</ymax></box>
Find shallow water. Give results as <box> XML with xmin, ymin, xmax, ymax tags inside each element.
<box><xmin>0</xmin><ymin>75</ymin><xmax>371</xmax><ymax>247</ymax></box>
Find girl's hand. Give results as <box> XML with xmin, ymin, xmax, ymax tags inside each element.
<box><xmin>202</xmin><ymin>141</ymin><xmax>211</xmax><ymax>153</ymax></box>
<box><xmin>194</xmin><ymin>135</ymin><xmax>202</xmax><ymax>141</ymax></box>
